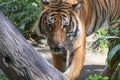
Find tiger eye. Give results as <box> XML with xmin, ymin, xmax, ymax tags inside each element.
<box><xmin>63</xmin><ymin>25</ymin><xmax>68</xmax><ymax>29</ymax></box>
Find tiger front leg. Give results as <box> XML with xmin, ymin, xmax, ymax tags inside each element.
<box><xmin>52</xmin><ymin>53</ymin><xmax>65</xmax><ymax>72</ymax></box>
<box><xmin>64</xmin><ymin>46</ymin><xmax>86</xmax><ymax>80</ymax></box>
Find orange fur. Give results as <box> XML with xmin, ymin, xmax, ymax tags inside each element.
<box><xmin>62</xmin><ymin>0</ymin><xmax>78</xmax><ymax>4</ymax></box>
<box><xmin>52</xmin><ymin>53</ymin><xmax>65</xmax><ymax>72</ymax></box>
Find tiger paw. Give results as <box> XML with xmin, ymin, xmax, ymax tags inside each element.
<box><xmin>64</xmin><ymin>72</ymin><xmax>72</xmax><ymax>80</ymax></box>
<box><xmin>64</xmin><ymin>71</ymin><xmax>76</xmax><ymax>80</ymax></box>
<box><xmin>63</xmin><ymin>67</ymin><xmax>80</xmax><ymax>80</ymax></box>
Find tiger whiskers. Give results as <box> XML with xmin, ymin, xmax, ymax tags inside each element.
<box><xmin>66</xmin><ymin>50</ymin><xmax>70</xmax><ymax>68</ymax></box>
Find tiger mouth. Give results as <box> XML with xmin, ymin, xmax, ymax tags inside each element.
<box><xmin>51</xmin><ymin>47</ymin><xmax>66</xmax><ymax>53</ymax></box>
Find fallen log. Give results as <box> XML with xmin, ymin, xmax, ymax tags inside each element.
<box><xmin>0</xmin><ymin>11</ymin><xmax>67</xmax><ymax>80</ymax></box>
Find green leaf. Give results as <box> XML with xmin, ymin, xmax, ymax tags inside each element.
<box><xmin>110</xmin><ymin>20</ymin><xmax>120</xmax><ymax>25</ymax></box>
<box><xmin>0</xmin><ymin>0</ymin><xmax>42</xmax><ymax>34</ymax></box>
<box><xmin>18</xmin><ymin>24</ymin><xmax>25</xmax><ymax>32</ymax></box>
<box><xmin>97</xmin><ymin>36</ymin><xmax>120</xmax><ymax>41</ymax></box>
<box><xmin>85</xmin><ymin>74</ymin><xmax>109</xmax><ymax>80</ymax></box>
<box><xmin>0</xmin><ymin>73</ymin><xmax>6</xmax><ymax>80</ymax></box>
<box><xmin>107</xmin><ymin>44</ymin><xmax>120</xmax><ymax>67</ymax></box>
<box><xmin>93</xmin><ymin>36</ymin><xmax>120</xmax><ymax>47</ymax></box>
<box><xmin>111</xmin><ymin>29</ymin><xmax>120</xmax><ymax>34</ymax></box>
<box><xmin>111</xmin><ymin>66</ymin><xmax>120</xmax><ymax>80</ymax></box>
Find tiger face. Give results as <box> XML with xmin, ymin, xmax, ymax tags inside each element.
<box><xmin>37</xmin><ymin>1</ymin><xmax>82</xmax><ymax>54</ymax></box>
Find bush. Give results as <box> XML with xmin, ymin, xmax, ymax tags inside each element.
<box><xmin>90</xmin><ymin>28</ymin><xmax>108</xmax><ymax>53</ymax></box>
<box><xmin>0</xmin><ymin>0</ymin><xmax>42</xmax><ymax>33</ymax></box>
<box><xmin>85</xmin><ymin>74</ymin><xmax>109</xmax><ymax>80</ymax></box>
<box><xmin>106</xmin><ymin>21</ymin><xmax>120</xmax><ymax>80</ymax></box>
<box><xmin>106</xmin><ymin>20</ymin><xmax>120</xmax><ymax>69</ymax></box>
<box><xmin>95</xmin><ymin>28</ymin><xmax>108</xmax><ymax>51</ymax></box>
<box><xmin>0</xmin><ymin>73</ymin><xmax>6</xmax><ymax>80</ymax></box>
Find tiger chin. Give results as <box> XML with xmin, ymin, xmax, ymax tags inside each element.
<box><xmin>36</xmin><ymin>0</ymin><xmax>120</xmax><ymax>80</ymax></box>
<box><xmin>36</xmin><ymin>0</ymin><xmax>86</xmax><ymax>80</ymax></box>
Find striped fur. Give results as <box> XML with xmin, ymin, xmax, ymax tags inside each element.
<box><xmin>36</xmin><ymin>0</ymin><xmax>120</xmax><ymax>80</ymax></box>
<box><xmin>80</xmin><ymin>0</ymin><xmax>120</xmax><ymax>35</ymax></box>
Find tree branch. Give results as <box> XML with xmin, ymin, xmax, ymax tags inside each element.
<box><xmin>0</xmin><ymin>11</ymin><xmax>67</xmax><ymax>80</ymax></box>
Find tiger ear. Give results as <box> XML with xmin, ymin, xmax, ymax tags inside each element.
<box><xmin>72</xmin><ymin>2</ymin><xmax>82</xmax><ymax>12</ymax></box>
<box><xmin>40</xmin><ymin>0</ymin><xmax>49</xmax><ymax>9</ymax></box>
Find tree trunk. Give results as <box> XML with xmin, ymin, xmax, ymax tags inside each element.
<box><xmin>0</xmin><ymin>12</ymin><xmax>67</xmax><ymax>80</ymax></box>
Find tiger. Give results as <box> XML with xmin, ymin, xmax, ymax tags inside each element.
<box><xmin>36</xmin><ymin>0</ymin><xmax>120</xmax><ymax>80</ymax></box>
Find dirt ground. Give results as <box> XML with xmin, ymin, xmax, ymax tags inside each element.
<box><xmin>78</xmin><ymin>52</ymin><xmax>107</xmax><ymax>80</ymax></box>
<box><xmin>33</xmin><ymin>34</ymin><xmax>108</xmax><ymax>80</ymax></box>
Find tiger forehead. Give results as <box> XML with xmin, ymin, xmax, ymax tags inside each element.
<box><xmin>48</xmin><ymin>9</ymin><xmax>70</xmax><ymax>16</ymax></box>
<box><xmin>48</xmin><ymin>12</ymin><xmax>70</xmax><ymax>20</ymax></box>
<box><xmin>50</xmin><ymin>8</ymin><xmax>72</xmax><ymax>17</ymax></box>
<box><xmin>49</xmin><ymin>2</ymin><xmax>72</xmax><ymax>9</ymax></box>
<box><xmin>48</xmin><ymin>7</ymin><xmax>71</xmax><ymax>13</ymax></box>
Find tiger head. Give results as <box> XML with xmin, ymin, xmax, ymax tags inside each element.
<box><xmin>37</xmin><ymin>0</ymin><xmax>83</xmax><ymax>54</ymax></box>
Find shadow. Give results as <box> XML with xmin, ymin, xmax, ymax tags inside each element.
<box><xmin>77</xmin><ymin>65</ymin><xmax>106</xmax><ymax>80</ymax></box>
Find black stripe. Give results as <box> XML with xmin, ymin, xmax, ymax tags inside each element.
<box><xmin>104</xmin><ymin>0</ymin><xmax>109</xmax><ymax>11</ymax></box>
<box><xmin>73</xmin><ymin>15</ymin><xmax>79</xmax><ymax>37</ymax></box>
<box><xmin>92</xmin><ymin>5</ymin><xmax>98</xmax><ymax>32</ymax></box>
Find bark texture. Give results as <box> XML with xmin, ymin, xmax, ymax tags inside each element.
<box><xmin>0</xmin><ymin>12</ymin><xmax>67</xmax><ymax>80</ymax></box>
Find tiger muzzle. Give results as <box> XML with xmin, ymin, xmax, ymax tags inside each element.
<box><xmin>48</xmin><ymin>38</ymin><xmax>66</xmax><ymax>53</ymax></box>
<box><xmin>52</xmin><ymin>47</ymin><xmax>65</xmax><ymax>52</ymax></box>
<box><xmin>49</xmin><ymin>40</ymin><xmax>65</xmax><ymax>53</ymax></box>
<box><xmin>48</xmin><ymin>30</ymin><xmax>66</xmax><ymax>53</ymax></box>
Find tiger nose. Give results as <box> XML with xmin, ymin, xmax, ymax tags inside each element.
<box><xmin>52</xmin><ymin>34</ymin><xmax>61</xmax><ymax>45</ymax></box>
<box><xmin>54</xmin><ymin>40</ymin><xmax>61</xmax><ymax>46</ymax></box>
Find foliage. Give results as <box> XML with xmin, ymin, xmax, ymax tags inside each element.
<box><xmin>92</xmin><ymin>20</ymin><xmax>120</xmax><ymax>80</ymax></box>
<box><xmin>107</xmin><ymin>43</ymin><xmax>120</xmax><ymax>68</ymax></box>
<box><xmin>0</xmin><ymin>73</ymin><xmax>6</xmax><ymax>80</ymax></box>
<box><xmin>94</xmin><ymin>20</ymin><xmax>120</xmax><ymax>68</ymax></box>
<box><xmin>0</xmin><ymin>0</ymin><xmax>42</xmax><ymax>34</ymax></box>
<box><xmin>85</xmin><ymin>74</ymin><xmax>109</xmax><ymax>80</ymax></box>
<box><xmin>106</xmin><ymin>20</ymin><xmax>120</xmax><ymax>69</ymax></box>
<box><xmin>111</xmin><ymin>66</ymin><xmax>120</xmax><ymax>80</ymax></box>
<box><xmin>98</xmin><ymin>20</ymin><xmax>120</xmax><ymax>80</ymax></box>
<box><xmin>95</xmin><ymin>28</ymin><xmax>108</xmax><ymax>37</ymax></box>
<box><xmin>91</xmin><ymin>28</ymin><xmax>108</xmax><ymax>53</ymax></box>
<box><xmin>93</xmin><ymin>20</ymin><xmax>120</xmax><ymax>54</ymax></box>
